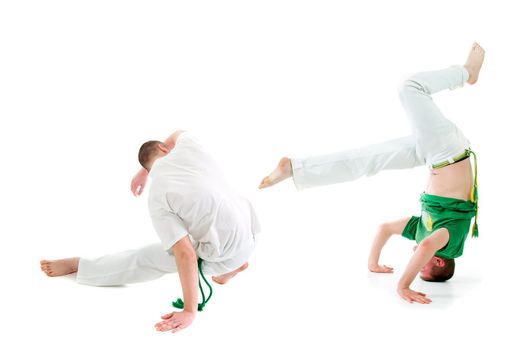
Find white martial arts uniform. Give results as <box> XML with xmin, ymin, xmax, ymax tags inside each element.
<box><xmin>77</xmin><ymin>132</ymin><xmax>260</xmax><ymax>286</ymax></box>
<box><xmin>291</xmin><ymin>66</ymin><xmax>471</xmax><ymax>190</ymax></box>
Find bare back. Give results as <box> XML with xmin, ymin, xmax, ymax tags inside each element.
<box><xmin>426</xmin><ymin>158</ymin><xmax>473</xmax><ymax>200</ymax></box>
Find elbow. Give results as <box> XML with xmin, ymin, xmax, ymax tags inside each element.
<box><xmin>176</xmin><ymin>248</ymin><xmax>197</xmax><ymax>263</ymax></box>
<box><xmin>378</xmin><ymin>222</ymin><xmax>396</xmax><ymax>236</ymax></box>
<box><xmin>417</xmin><ymin>240</ymin><xmax>432</xmax><ymax>251</ymax></box>
<box><xmin>172</xmin><ymin>238</ymin><xmax>198</xmax><ymax>263</ymax></box>
<box><xmin>416</xmin><ymin>239</ymin><xmax>438</xmax><ymax>254</ymax></box>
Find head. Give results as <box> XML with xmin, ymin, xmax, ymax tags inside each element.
<box><xmin>138</xmin><ymin>140</ymin><xmax>170</xmax><ymax>171</ymax></box>
<box><xmin>420</xmin><ymin>256</ymin><xmax>455</xmax><ymax>282</ymax></box>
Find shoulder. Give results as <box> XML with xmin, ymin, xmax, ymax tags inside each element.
<box><xmin>147</xmin><ymin>182</ymin><xmax>167</xmax><ymax>208</ymax></box>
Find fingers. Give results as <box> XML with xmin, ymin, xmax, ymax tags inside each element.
<box><xmin>131</xmin><ymin>177</ymin><xmax>145</xmax><ymax>196</ymax></box>
<box><xmin>131</xmin><ymin>185</ymin><xmax>143</xmax><ymax>197</ymax></box>
<box><xmin>382</xmin><ymin>265</ymin><xmax>394</xmax><ymax>273</ymax></box>
<box><xmin>155</xmin><ymin>319</ymin><xmax>183</xmax><ymax>332</ymax></box>
<box><xmin>369</xmin><ymin>265</ymin><xmax>394</xmax><ymax>273</ymax></box>
<box><xmin>412</xmin><ymin>296</ymin><xmax>432</xmax><ymax>304</ymax></box>
<box><xmin>155</xmin><ymin>312</ymin><xmax>179</xmax><ymax>331</ymax></box>
<box><xmin>161</xmin><ymin>312</ymin><xmax>175</xmax><ymax>320</ymax></box>
<box><xmin>155</xmin><ymin>311</ymin><xmax>194</xmax><ymax>334</ymax></box>
<box><xmin>171</xmin><ymin>323</ymin><xmax>186</xmax><ymax>333</ymax></box>
<box><xmin>403</xmin><ymin>293</ymin><xmax>432</xmax><ymax>304</ymax></box>
<box><xmin>402</xmin><ymin>296</ymin><xmax>414</xmax><ymax>303</ymax></box>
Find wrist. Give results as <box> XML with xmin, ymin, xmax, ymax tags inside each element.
<box><xmin>368</xmin><ymin>257</ymin><xmax>379</xmax><ymax>268</ymax></box>
<box><xmin>397</xmin><ymin>280</ymin><xmax>410</xmax><ymax>291</ymax></box>
<box><xmin>183</xmin><ymin>308</ymin><xmax>197</xmax><ymax>316</ymax></box>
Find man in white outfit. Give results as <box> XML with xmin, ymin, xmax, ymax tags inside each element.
<box><xmin>259</xmin><ymin>43</ymin><xmax>485</xmax><ymax>304</ymax></box>
<box><xmin>41</xmin><ymin>131</ymin><xmax>260</xmax><ymax>333</ymax></box>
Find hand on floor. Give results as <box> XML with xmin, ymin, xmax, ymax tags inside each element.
<box><xmin>155</xmin><ymin>310</ymin><xmax>196</xmax><ymax>333</ymax></box>
<box><xmin>368</xmin><ymin>264</ymin><xmax>394</xmax><ymax>273</ymax></box>
<box><xmin>397</xmin><ymin>287</ymin><xmax>432</xmax><ymax>304</ymax></box>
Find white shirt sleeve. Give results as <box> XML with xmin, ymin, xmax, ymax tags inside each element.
<box><xmin>150</xmin><ymin>208</ymin><xmax>188</xmax><ymax>251</ymax></box>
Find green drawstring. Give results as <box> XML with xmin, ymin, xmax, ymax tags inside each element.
<box><xmin>468</xmin><ymin>149</ymin><xmax>479</xmax><ymax>238</ymax></box>
<box><xmin>172</xmin><ymin>258</ymin><xmax>213</xmax><ymax>312</ymax></box>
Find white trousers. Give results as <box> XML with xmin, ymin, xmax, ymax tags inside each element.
<box><xmin>76</xmin><ymin>243</ymin><xmax>251</xmax><ymax>286</ymax></box>
<box><xmin>292</xmin><ymin>66</ymin><xmax>471</xmax><ymax>190</ymax></box>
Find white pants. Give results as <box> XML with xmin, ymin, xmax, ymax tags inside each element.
<box><xmin>292</xmin><ymin>66</ymin><xmax>471</xmax><ymax>190</ymax></box>
<box><xmin>76</xmin><ymin>243</ymin><xmax>252</xmax><ymax>286</ymax></box>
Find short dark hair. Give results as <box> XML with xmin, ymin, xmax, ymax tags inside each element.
<box><xmin>422</xmin><ymin>258</ymin><xmax>455</xmax><ymax>282</ymax></box>
<box><xmin>138</xmin><ymin>140</ymin><xmax>163</xmax><ymax>170</ymax></box>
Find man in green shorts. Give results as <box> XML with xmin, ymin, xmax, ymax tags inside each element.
<box><xmin>259</xmin><ymin>43</ymin><xmax>485</xmax><ymax>304</ymax></box>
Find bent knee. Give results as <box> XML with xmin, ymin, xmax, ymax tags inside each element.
<box><xmin>398</xmin><ymin>77</ymin><xmax>426</xmax><ymax>97</ymax></box>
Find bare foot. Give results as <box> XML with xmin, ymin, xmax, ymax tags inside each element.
<box><xmin>464</xmin><ymin>42</ymin><xmax>485</xmax><ymax>85</ymax></box>
<box><xmin>40</xmin><ymin>258</ymin><xmax>80</xmax><ymax>277</ymax></box>
<box><xmin>212</xmin><ymin>262</ymin><xmax>249</xmax><ymax>285</ymax></box>
<box><xmin>258</xmin><ymin>157</ymin><xmax>293</xmax><ymax>189</ymax></box>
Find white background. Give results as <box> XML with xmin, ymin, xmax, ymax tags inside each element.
<box><xmin>1</xmin><ymin>1</ymin><xmax>518</xmax><ymax>349</ymax></box>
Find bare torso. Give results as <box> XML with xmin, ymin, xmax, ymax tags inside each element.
<box><xmin>426</xmin><ymin>158</ymin><xmax>473</xmax><ymax>201</ymax></box>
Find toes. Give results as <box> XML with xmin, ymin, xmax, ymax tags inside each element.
<box><xmin>211</xmin><ymin>276</ymin><xmax>225</xmax><ymax>285</ymax></box>
<box><xmin>259</xmin><ymin>177</ymin><xmax>271</xmax><ymax>188</ymax></box>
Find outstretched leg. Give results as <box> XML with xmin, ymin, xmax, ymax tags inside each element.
<box><xmin>260</xmin><ymin>136</ymin><xmax>423</xmax><ymax>191</ymax></box>
<box><xmin>41</xmin><ymin>244</ymin><xmax>178</xmax><ymax>286</ymax></box>
<box><xmin>76</xmin><ymin>244</ymin><xmax>177</xmax><ymax>286</ymax></box>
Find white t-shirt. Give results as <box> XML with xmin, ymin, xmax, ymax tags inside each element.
<box><xmin>148</xmin><ymin>132</ymin><xmax>260</xmax><ymax>263</ymax></box>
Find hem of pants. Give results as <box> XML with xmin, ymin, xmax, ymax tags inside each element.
<box><xmin>291</xmin><ymin>158</ymin><xmax>306</xmax><ymax>191</ymax></box>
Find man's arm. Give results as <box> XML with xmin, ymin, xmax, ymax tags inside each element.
<box><xmin>172</xmin><ymin>236</ymin><xmax>198</xmax><ymax>313</ymax></box>
<box><xmin>131</xmin><ymin>168</ymin><xmax>149</xmax><ymax>196</ymax></box>
<box><xmin>397</xmin><ymin>228</ymin><xmax>449</xmax><ymax>304</ymax></box>
<box><xmin>155</xmin><ymin>235</ymin><xmax>198</xmax><ymax>333</ymax></box>
<box><xmin>163</xmin><ymin>130</ymin><xmax>186</xmax><ymax>149</ymax></box>
<box><xmin>131</xmin><ymin>130</ymin><xmax>186</xmax><ymax>196</ymax></box>
<box><xmin>368</xmin><ymin>217</ymin><xmax>411</xmax><ymax>273</ymax></box>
